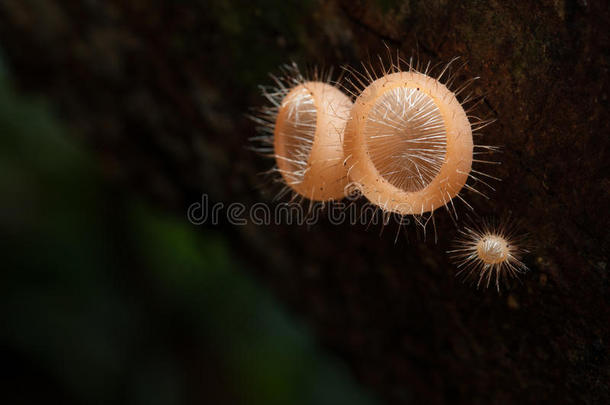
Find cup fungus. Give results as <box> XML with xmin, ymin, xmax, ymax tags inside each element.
<box><xmin>343</xmin><ymin>57</ymin><xmax>496</xmax><ymax>217</ymax></box>
<box><xmin>448</xmin><ymin>218</ymin><xmax>529</xmax><ymax>291</ymax></box>
<box><xmin>251</xmin><ymin>64</ymin><xmax>353</xmax><ymax>201</ymax></box>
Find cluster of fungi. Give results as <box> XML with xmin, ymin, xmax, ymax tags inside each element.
<box><xmin>251</xmin><ymin>54</ymin><xmax>528</xmax><ymax>291</ymax></box>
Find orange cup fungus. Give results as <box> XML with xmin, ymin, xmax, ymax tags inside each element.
<box><xmin>251</xmin><ymin>64</ymin><xmax>352</xmax><ymax>201</ymax></box>
<box><xmin>448</xmin><ymin>218</ymin><xmax>529</xmax><ymax>291</ymax></box>
<box><xmin>343</xmin><ymin>66</ymin><xmax>476</xmax><ymax>216</ymax></box>
<box><xmin>252</xmin><ymin>58</ymin><xmax>496</xmax><ymax>215</ymax></box>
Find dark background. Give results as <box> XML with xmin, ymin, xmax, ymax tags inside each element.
<box><xmin>0</xmin><ymin>1</ymin><xmax>608</xmax><ymax>404</ymax></box>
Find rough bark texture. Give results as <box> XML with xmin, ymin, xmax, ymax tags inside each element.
<box><xmin>1</xmin><ymin>0</ymin><xmax>608</xmax><ymax>404</ymax></box>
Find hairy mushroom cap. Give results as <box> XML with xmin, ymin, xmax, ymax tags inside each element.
<box><xmin>274</xmin><ymin>81</ymin><xmax>353</xmax><ymax>201</ymax></box>
<box><xmin>344</xmin><ymin>70</ymin><xmax>473</xmax><ymax>215</ymax></box>
<box><xmin>448</xmin><ymin>218</ymin><xmax>529</xmax><ymax>291</ymax></box>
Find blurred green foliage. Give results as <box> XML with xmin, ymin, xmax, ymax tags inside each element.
<box><xmin>0</xmin><ymin>59</ymin><xmax>378</xmax><ymax>404</ymax></box>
